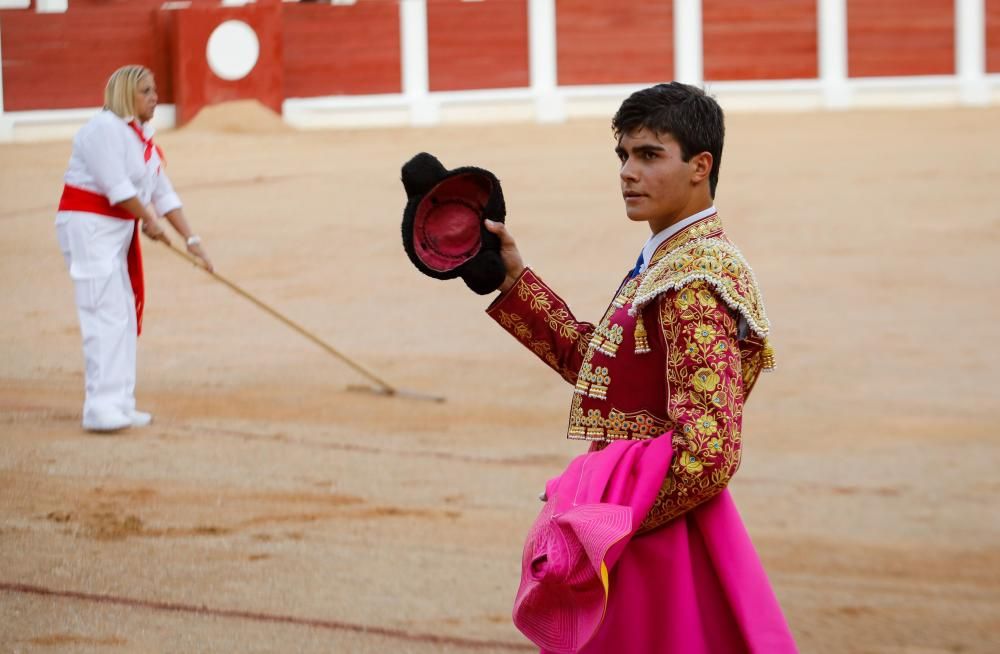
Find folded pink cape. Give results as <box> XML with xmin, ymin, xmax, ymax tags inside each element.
<box><xmin>513</xmin><ymin>433</ymin><xmax>799</xmax><ymax>654</ymax></box>
<box><xmin>512</xmin><ymin>434</ymin><xmax>674</xmax><ymax>654</ymax></box>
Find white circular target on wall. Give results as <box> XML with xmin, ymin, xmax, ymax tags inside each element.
<box><xmin>206</xmin><ymin>20</ymin><xmax>260</xmax><ymax>81</ymax></box>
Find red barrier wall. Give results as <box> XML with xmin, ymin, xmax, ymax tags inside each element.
<box><xmin>426</xmin><ymin>0</ymin><xmax>529</xmax><ymax>92</ymax></box>
<box><xmin>282</xmin><ymin>1</ymin><xmax>401</xmax><ymax>97</ymax></box>
<box><xmin>0</xmin><ymin>0</ymin><xmax>992</xmax><ymax>114</ymax></box>
<box><xmin>703</xmin><ymin>0</ymin><xmax>817</xmax><ymax>80</ymax></box>
<box><xmin>848</xmin><ymin>0</ymin><xmax>954</xmax><ymax>77</ymax></box>
<box><xmin>555</xmin><ymin>1</ymin><xmax>673</xmax><ymax>86</ymax></box>
<box><xmin>57</xmin><ymin>0</ymin><xmax>219</xmax><ymax>7</ymax></box>
<box><xmin>1</xmin><ymin>0</ymin><xmax>401</xmax><ymax>111</ymax></box>
<box><xmin>169</xmin><ymin>3</ymin><xmax>283</xmax><ymax>125</ymax></box>
<box><xmin>0</xmin><ymin>6</ymin><xmax>168</xmax><ymax>111</ymax></box>
<box><xmin>988</xmin><ymin>0</ymin><xmax>1000</xmax><ymax>73</ymax></box>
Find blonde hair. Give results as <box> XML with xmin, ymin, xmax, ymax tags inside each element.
<box><xmin>104</xmin><ymin>65</ymin><xmax>152</xmax><ymax>119</ymax></box>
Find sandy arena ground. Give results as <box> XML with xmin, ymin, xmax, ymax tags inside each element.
<box><xmin>1</xmin><ymin>102</ymin><xmax>999</xmax><ymax>653</ymax></box>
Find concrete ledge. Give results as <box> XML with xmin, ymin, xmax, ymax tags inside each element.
<box><xmin>0</xmin><ymin>106</ymin><xmax>177</xmax><ymax>142</ymax></box>
<box><xmin>3</xmin><ymin>76</ymin><xmax>999</xmax><ymax>142</ymax></box>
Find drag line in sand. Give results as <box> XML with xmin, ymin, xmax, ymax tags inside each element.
<box><xmin>0</xmin><ymin>582</ymin><xmax>534</xmax><ymax>651</ymax></box>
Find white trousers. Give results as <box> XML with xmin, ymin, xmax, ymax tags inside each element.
<box><xmin>55</xmin><ymin>211</ymin><xmax>138</xmax><ymax>426</ymax></box>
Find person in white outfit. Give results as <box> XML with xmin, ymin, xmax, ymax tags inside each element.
<box><xmin>55</xmin><ymin>64</ymin><xmax>213</xmax><ymax>432</ymax></box>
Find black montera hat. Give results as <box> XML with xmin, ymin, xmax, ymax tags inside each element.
<box><xmin>400</xmin><ymin>152</ymin><xmax>506</xmax><ymax>295</ymax></box>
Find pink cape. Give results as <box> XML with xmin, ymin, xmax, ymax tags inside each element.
<box><xmin>513</xmin><ymin>433</ymin><xmax>798</xmax><ymax>653</ymax></box>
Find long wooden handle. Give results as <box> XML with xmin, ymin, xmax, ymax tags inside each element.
<box><xmin>160</xmin><ymin>239</ymin><xmax>400</xmax><ymax>394</ymax></box>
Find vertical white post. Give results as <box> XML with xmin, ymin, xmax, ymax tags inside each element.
<box><xmin>400</xmin><ymin>0</ymin><xmax>437</xmax><ymax>126</ymax></box>
<box><xmin>529</xmin><ymin>0</ymin><xmax>563</xmax><ymax>122</ymax></box>
<box><xmin>674</xmin><ymin>0</ymin><xmax>703</xmax><ymax>86</ymax></box>
<box><xmin>819</xmin><ymin>0</ymin><xmax>849</xmax><ymax>108</ymax></box>
<box><xmin>956</xmin><ymin>0</ymin><xmax>988</xmax><ymax>104</ymax></box>
<box><xmin>35</xmin><ymin>0</ymin><xmax>69</xmax><ymax>13</ymax></box>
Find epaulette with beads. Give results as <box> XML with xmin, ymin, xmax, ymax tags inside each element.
<box><xmin>629</xmin><ymin>237</ymin><xmax>775</xmax><ymax>370</ymax></box>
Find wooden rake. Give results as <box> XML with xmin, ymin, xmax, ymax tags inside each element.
<box><xmin>160</xmin><ymin>240</ymin><xmax>444</xmax><ymax>403</ymax></box>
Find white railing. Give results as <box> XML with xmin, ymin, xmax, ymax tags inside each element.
<box><xmin>1</xmin><ymin>0</ymin><xmax>997</xmax><ymax>141</ymax></box>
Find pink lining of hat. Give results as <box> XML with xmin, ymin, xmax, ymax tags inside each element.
<box><xmin>413</xmin><ymin>173</ymin><xmax>490</xmax><ymax>272</ymax></box>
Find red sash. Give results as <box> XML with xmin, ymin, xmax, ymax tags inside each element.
<box><xmin>58</xmin><ymin>184</ymin><xmax>145</xmax><ymax>335</ymax></box>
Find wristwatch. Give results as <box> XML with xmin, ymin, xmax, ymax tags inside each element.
<box><xmin>186</xmin><ymin>235</ymin><xmax>202</xmax><ymax>247</ymax></box>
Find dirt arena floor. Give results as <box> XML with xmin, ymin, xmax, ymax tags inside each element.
<box><xmin>1</xmin><ymin>102</ymin><xmax>999</xmax><ymax>653</ymax></box>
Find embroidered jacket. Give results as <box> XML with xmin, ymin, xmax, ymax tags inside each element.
<box><xmin>487</xmin><ymin>213</ymin><xmax>774</xmax><ymax>532</ymax></box>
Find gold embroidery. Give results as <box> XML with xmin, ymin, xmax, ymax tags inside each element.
<box><xmin>585</xmin><ymin>409</ymin><xmax>605</xmax><ymax>439</ymax></box>
<box><xmin>737</xmin><ymin>335</ymin><xmax>774</xmax><ymax>399</ymax></box>
<box><xmin>592</xmin><ymin>322</ymin><xmax>624</xmax><ymax>357</ymax></box>
<box><xmin>605</xmin><ymin>410</ymin><xmax>629</xmax><ymax>440</ymax></box>
<box><xmin>568</xmin><ymin>405</ymin><xmax>587</xmax><ymax>438</ymax></box>
<box><xmin>567</xmin><ymin>396</ymin><xmax>673</xmax><ymax>442</ymax></box>
<box><xmin>496</xmin><ymin>310</ymin><xmax>562</xmax><ymax>372</ymax></box>
<box><xmin>655</xmin><ymin>214</ymin><xmax>724</xmax><ymax>261</ymax></box>
<box><xmin>574</xmin><ymin>362</ymin><xmax>592</xmax><ymax>396</ymax></box>
<box><xmin>567</xmin><ymin>281</ymin><xmax>631</xmax><ymax>404</ymax></box>
<box><xmin>612</xmin><ymin>278</ymin><xmax>640</xmax><ymax>309</ymax></box>
<box><xmin>632</xmin><ymin>237</ymin><xmax>771</xmax><ymax>343</ymax></box>
<box><xmin>528</xmin><ymin>339</ymin><xmax>560</xmax><ymax>372</ymax></box>
<box><xmin>639</xmin><ymin>280</ymin><xmax>744</xmax><ymax>533</ymax></box>
<box><xmin>495</xmin><ymin>273</ymin><xmax>593</xmax><ymax>383</ymax></box>
<box><xmin>633</xmin><ymin>312</ymin><xmax>650</xmax><ymax>354</ymax></box>
<box><xmin>566</xmin><ymin>264</ymin><xmax>665</xmax><ymax>439</ymax></box>
<box><xmin>495</xmin><ymin>309</ymin><xmax>529</xmax><ymax>339</ymax></box>
<box><xmin>515</xmin><ymin>277</ymin><xmax>583</xmax><ymax>343</ymax></box>
<box><xmin>574</xmin><ymin>364</ymin><xmax>611</xmax><ymax>400</ymax></box>
<box><xmin>761</xmin><ymin>337</ymin><xmax>776</xmax><ymax>370</ymax></box>
<box><xmin>548</xmin><ymin>215</ymin><xmax>769</xmax><ymax>532</ymax></box>
<box><xmin>643</xmin><ymin>213</ymin><xmax>725</xmax><ymax>273</ymax></box>
<box><xmin>588</xmin><ymin>366</ymin><xmax>610</xmax><ymax>400</ymax></box>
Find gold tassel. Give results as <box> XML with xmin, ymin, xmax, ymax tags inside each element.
<box><xmin>588</xmin><ymin>366</ymin><xmax>610</xmax><ymax>399</ymax></box>
<box><xmin>633</xmin><ymin>313</ymin><xmax>650</xmax><ymax>354</ymax></box>
<box><xmin>574</xmin><ymin>363</ymin><xmax>592</xmax><ymax>395</ymax></box>
<box><xmin>761</xmin><ymin>338</ymin><xmax>776</xmax><ymax>371</ymax></box>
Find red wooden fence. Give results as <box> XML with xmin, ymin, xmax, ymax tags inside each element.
<box><xmin>1</xmin><ymin>0</ymin><xmax>996</xmax><ymax>114</ymax></box>
<box><xmin>555</xmin><ymin>1</ymin><xmax>674</xmax><ymax>86</ymax></box>
<box><xmin>703</xmin><ymin>0</ymin><xmax>818</xmax><ymax>80</ymax></box>
<box><xmin>282</xmin><ymin>1</ymin><xmax>401</xmax><ymax>98</ymax></box>
<box><xmin>847</xmin><ymin>0</ymin><xmax>954</xmax><ymax>77</ymax></box>
<box><xmin>988</xmin><ymin>0</ymin><xmax>1000</xmax><ymax>73</ymax></box>
<box><xmin>427</xmin><ymin>0</ymin><xmax>529</xmax><ymax>92</ymax></box>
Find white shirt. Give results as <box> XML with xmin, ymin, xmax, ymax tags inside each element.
<box><xmin>637</xmin><ymin>206</ymin><xmax>717</xmax><ymax>274</ymax></box>
<box><xmin>63</xmin><ymin>110</ymin><xmax>181</xmax><ymax>217</ymax></box>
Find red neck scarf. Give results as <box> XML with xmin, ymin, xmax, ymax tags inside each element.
<box><xmin>128</xmin><ymin>120</ymin><xmax>164</xmax><ymax>164</ymax></box>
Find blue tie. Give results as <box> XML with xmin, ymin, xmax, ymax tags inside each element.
<box><xmin>628</xmin><ymin>252</ymin><xmax>645</xmax><ymax>279</ymax></box>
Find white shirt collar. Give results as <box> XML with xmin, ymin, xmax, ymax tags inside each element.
<box><xmin>639</xmin><ymin>206</ymin><xmax>717</xmax><ymax>273</ymax></box>
<box><xmin>118</xmin><ymin>113</ymin><xmax>153</xmax><ymax>137</ymax></box>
